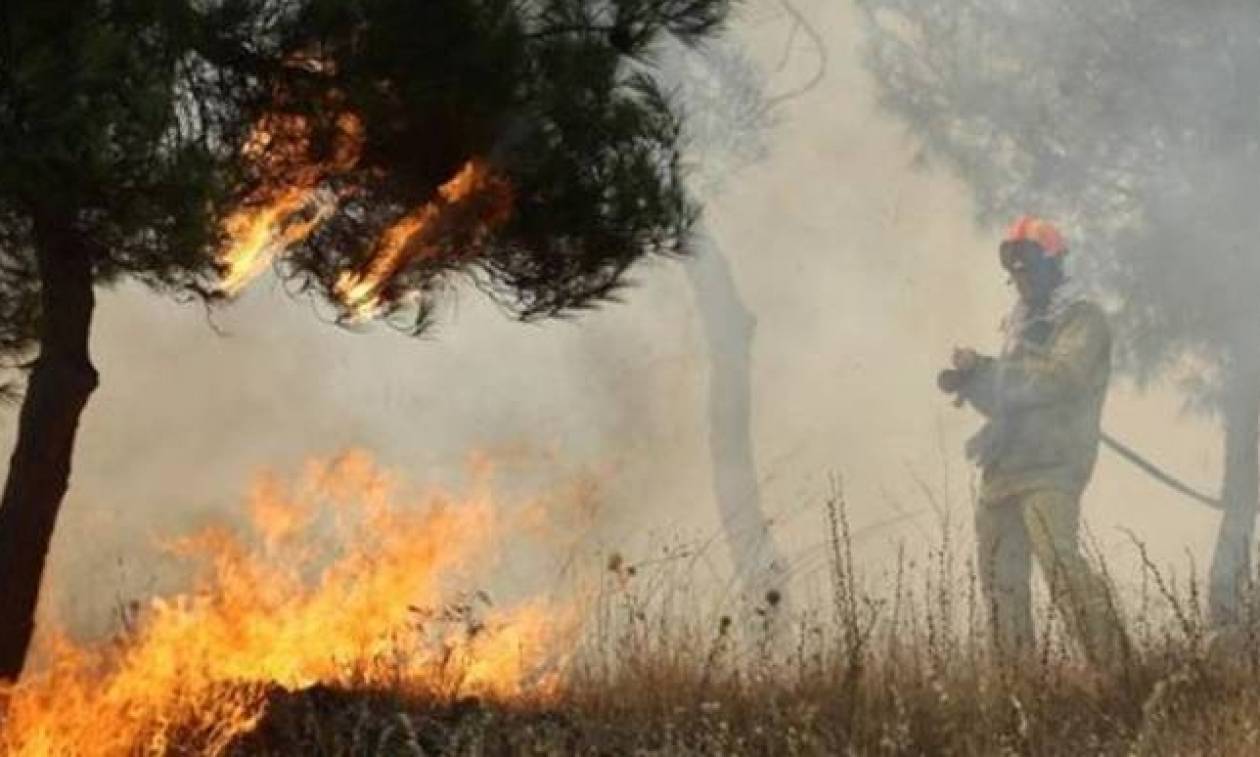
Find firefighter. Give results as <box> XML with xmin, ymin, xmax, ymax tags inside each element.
<box><xmin>938</xmin><ymin>216</ymin><xmax>1123</xmax><ymax>663</ymax></box>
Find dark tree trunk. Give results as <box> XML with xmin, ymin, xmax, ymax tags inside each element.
<box><xmin>684</xmin><ymin>225</ymin><xmax>789</xmax><ymax>606</ymax></box>
<box><xmin>1208</xmin><ymin>348</ymin><xmax>1260</xmax><ymax>625</ymax></box>
<box><xmin>0</xmin><ymin>214</ymin><xmax>98</xmax><ymax>681</ymax></box>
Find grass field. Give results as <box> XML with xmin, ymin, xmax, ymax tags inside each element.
<box><xmin>6</xmin><ymin>478</ymin><xmax>1260</xmax><ymax>756</ymax></box>
<box><xmin>209</xmin><ymin>494</ymin><xmax>1260</xmax><ymax>755</ymax></box>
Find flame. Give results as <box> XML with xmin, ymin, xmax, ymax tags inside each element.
<box><xmin>333</xmin><ymin>203</ymin><xmax>442</xmax><ymax>317</ymax></box>
<box><xmin>334</xmin><ymin>159</ymin><xmax>514</xmax><ymax>321</ymax></box>
<box><xmin>0</xmin><ymin>451</ymin><xmax>573</xmax><ymax>756</ymax></box>
<box><xmin>217</xmin><ymin>107</ymin><xmax>513</xmax><ymax>318</ymax></box>
<box><xmin>217</xmin><ymin>112</ymin><xmax>364</xmax><ymax>295</ymax></box>
<box><xmin>218</xmin><ymin>187</ymin><xmax>335</xmax><ymax>295</ymax></box>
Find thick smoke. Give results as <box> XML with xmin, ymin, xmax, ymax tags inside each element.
<box><xmin>0</xmin><ymin>0</ymin><xmax>1227</xmax><ymax>640</ymax></box>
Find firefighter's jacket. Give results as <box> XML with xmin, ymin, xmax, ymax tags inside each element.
<box><xmin>960</xmin><ymin>300</ymin><xmax>1112</xmax><ymax>503</ymax></box>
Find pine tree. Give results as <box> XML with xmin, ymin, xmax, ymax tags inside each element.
<box><xmin>0</xmin><ymin>0</ymin><xmax>730</xmax><ymax>680</ymax></box>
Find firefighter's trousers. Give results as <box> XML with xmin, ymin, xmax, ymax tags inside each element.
<box><xmin>974</xmin><ymin>488</ymin><xmax>1124</xmax><ymax>663</ymax></box>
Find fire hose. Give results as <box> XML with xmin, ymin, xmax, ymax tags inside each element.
<box><xmin>1099</xmin><ymin>431</ymin><xmax>1221</xmax><ymax>510</ymax></box>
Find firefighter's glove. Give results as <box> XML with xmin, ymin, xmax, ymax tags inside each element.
<box><xmin>937</xmin><ymin>368</ymin><xmax>967</xmax><ymax>394</ymax></box>
<box><xmin>939</xmin><ymin>347</ymin><xmax>984</xmax><ymax>405</ymax></box>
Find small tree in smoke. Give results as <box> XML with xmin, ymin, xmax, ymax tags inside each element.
<box><xmin>856</xmin><ymin>0</ymin><xmax>1260</xmax><ymax>622</ymax></box>
<box><xmin>0</xmin><ymin>0</ymin><xmax>730</xmax><ymax>681</ymax></box>
<box><xmin>654</xmin><ymin>1</ymin><xmax>825</xmax><ymax>605</ymax></box>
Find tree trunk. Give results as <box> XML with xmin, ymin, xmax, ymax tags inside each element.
<box><xmin>1208</xmin><ymin>348</ymin><xmax>1260</xmax><ymax>625</ymax></box>
<box><xmin>0</xmin><ymin>214</ymin><xmax>98</xmax><ymax>681</ymax></box>
<box><xmin>684</xmin><ymin>225</ymin><xmax>789</xmax><ymax>607</ymax></box>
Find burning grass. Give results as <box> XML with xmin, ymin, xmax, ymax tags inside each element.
<box><xmin>5</xmin><ymin>465</ymin><xmax>1260</xmax><ymax>755</ymax></box>
<box><xmin>0</xmin><ymin>452</ymin><xmax>572</xmax><ymax>756</ymax></box>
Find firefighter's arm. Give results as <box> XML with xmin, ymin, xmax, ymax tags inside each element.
<box><xmin>986</xmin><ymin>305</ymin><xmax>1110</xmax><ymax>409</ymax></box>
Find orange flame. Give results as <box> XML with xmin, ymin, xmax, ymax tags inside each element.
<box><xmin>218</xmin><ymin>187</ymin><xmax>334</xmax><ymax>295</ymax></box>
<box><xmin>333</xmin><ymin>202</ymin><xmax>442</xmax><ymax>317</ymax></box>
<box><xmin>218</xmin><ymin>112</ymin><xmax>514</xmax><ymax>319</ymax></box>
<box><xmin>218</xmin><ymin>112</ymin><xmax>364</xmax><ymax>295</ymax></box>
<box><xmin>0</xmin><ymin>451</ymin><xmax>573</xmax><ymax>756</ymax></box>
<box><xmin>334</xmin><ymin>159</ymin><xmax>514</xmax><ymax>321</ymax></box>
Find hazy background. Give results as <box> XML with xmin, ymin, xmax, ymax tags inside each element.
<box><xmin>2</xmin><ymin>0</ymin><xmax>1226</xmax><ymax>639</ymax></box>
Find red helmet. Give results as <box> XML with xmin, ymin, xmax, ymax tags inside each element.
<box><xmin>1003</xmin><ymin>216</ymin><xmax>1066</xmax><ymax>257</ymax></box>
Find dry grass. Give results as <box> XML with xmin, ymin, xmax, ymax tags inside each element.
<box><xmin>167</xmin><ymin>489</ymin><xmax>1260</xmax><ymax>754</ymax></box>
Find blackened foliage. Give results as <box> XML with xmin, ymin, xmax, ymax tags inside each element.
<box><xmin>223</xmin><ymin>684</ymin><xmax>581</xmax><ymax>756</ymax></box>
